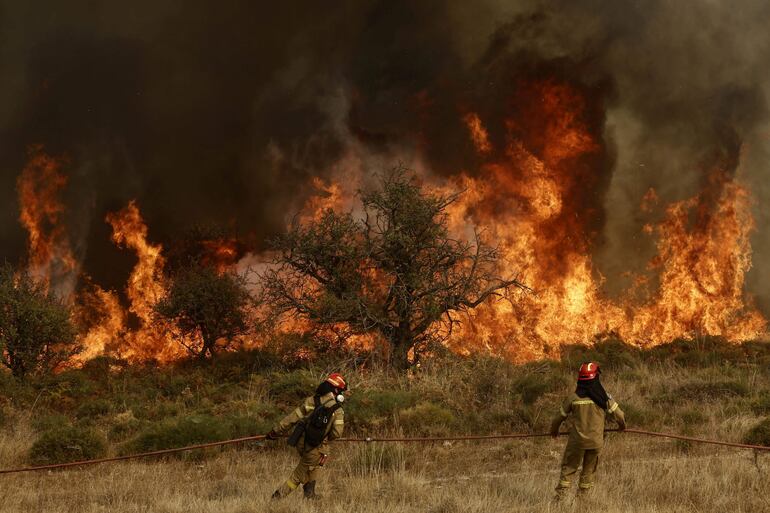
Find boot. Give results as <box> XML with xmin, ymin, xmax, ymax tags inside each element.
<box><xmin>303</xmin><ymin>481</ymin><xmax>318</xmax><ymax>499</ymax></box>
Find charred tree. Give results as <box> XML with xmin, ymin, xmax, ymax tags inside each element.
<box><xmin>261</xmin><ymin>170</ymin><xmax>527</xmax><ymax>369</ymax></box>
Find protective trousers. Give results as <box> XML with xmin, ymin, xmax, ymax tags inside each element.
<box><xmin>275</xmin><ymin>446</ymin><xmax>325</xmax><ymax>497</ymax></box>
<box><xmin>556</xmin><ymin>443</ymin><xmax>600</xmax><ymax>492</ymax></box>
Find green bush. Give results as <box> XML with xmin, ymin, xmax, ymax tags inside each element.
<box><xmin>76</xmin><ymin>398</ymin><xmax>112</xmax><ymax>419</ymax></box>
<box><xmin>646</xmin><ymin>337</ymin><xmax>746</xmax><ymax>367</ymax></box>
<box><xmin>31</xmin><ymin>413</ymin><xmax>70</xmax><ymax>433</ymax></box>
<box><xmin>40</xmin><ymin>370</ymin><xmax>94</xmax><ymax>404</ymax></box>
<box><xmin>655</xmin><ymin>381</ymin><xmax>749</xmax><ymax>405</ymax></box>
<box><xmin>743</xmin><ymin>418</ymin><xmax>770</xmax><ymax>447</ymax></box>
<box><xmin>621</xmin><ymin>401</ymin><xmax>663</xmax><ymax>428</ymax></box>
<box><xmin>29</xmin><ymin>426</ymin><xmax>106</xmax><ymax>465</ymax></box>
<box><xmin>399</xmin><ymin>402</ymin><xmax>457</xmax><ymax>436</ymax></box>
<box><xmin>465</xmin><ymin>356</ymin><xmax>516</xmax><ymax>404</ymax></box>
<box><xmin>121</xmin><ymin>414</ymin><xmax>232</xmax><ymax>455</ymax></box>
<box><xmin>224</xmin><ymin>413</ymin><xmax>275</xmax><ymax>439</ymax></box>
<box><xmin>347</xmin><ymin>389</ymin><xmax>418</xmax><ymax>429</ymax></box>
<box><xmin>107</xmin><ymin>411</ymin><xmax>143</xmax><ymax>441</ymax></box>
<box><xmin>513</xmin><ymin>372</ymin><xmax>565</xmax><ymax>406</ymax></box>
<box><xmin>561</xmin><ymin>338</ymin><xmax>641</xmax><ymax>373</ymax></box>
<box><xmin>268</xmin><ymin>370</ymin><xmax>317</xmax><ymax>404</ymax></box>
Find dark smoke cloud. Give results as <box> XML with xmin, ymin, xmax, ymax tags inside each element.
<box><xmin>1</xmin><ymin>0</ymin><xmax>769</xmax><ymax>310</ymax></box>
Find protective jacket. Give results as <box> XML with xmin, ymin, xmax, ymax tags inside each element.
<box><xmin>272</xmin><ymin>392</ymin><xmax>345</xmax><ymax>453</ymax></box>
<box><xmin>551</xmin><ymin>392</ymin><xmax>625</xmax><ymax>450</ymax></box>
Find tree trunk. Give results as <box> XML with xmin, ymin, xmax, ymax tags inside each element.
<box><xmin>389</xmin><ymin>321</ymin><xmax>413</xmax><ymax>370</ymax></box>
<box><xmin>199</xmin><ymin>333</ymin><xmax>213</xmax><ymax>359</ymax></box>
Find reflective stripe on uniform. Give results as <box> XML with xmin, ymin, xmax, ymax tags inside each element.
<box><xmin>578</xmin><ymin>482</ymin><xmax>594</xmax><ymax>489</ymax></box>
<box><xmin>294</xmin><ymin>407</ymin><xmax>304</xmax><ymax>417</ymax></box>
<box><xmin>608</xmin><ymin>402</ymin><xmax>619</xmax><ymax>413</ymax></box>
<box><xmin>558</xmin><ymin>480</ymin><xmax>571</xmax><ymax>488</ymax></box>
<box><xmin>572</xmin><ymin>399</ymin><xmax>594</xmax><ymax>405</ymax></box>
<box><xmin>334</xmin><ymin>420</ymin><xmax>344</xmax><ymax>425</ymax></box>
<box><xmin>286</xmin><ymin>479</ymin><xmax>299</xmax><ymax>490</ymax></box>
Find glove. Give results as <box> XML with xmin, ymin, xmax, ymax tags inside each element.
<box><xmin>266</xmin><ymin>430</ymin><xmax>278</xmax><ymax>440</ymax></box>
<box><xmin>618</xmin><ymin>422</ymin><xmax>626</xmax><ymax>431</ymax></box>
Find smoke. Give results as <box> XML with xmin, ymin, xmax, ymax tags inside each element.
<box><xmin>1</xmin><ymin>0</ymin><xmax>769</xmax><ymax>309</ymax></box>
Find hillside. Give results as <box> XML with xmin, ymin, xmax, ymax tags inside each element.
<box><xmin>0</xmin><ymin>338</ymin><xmax>769</xmax><ymax>512</ymax></box>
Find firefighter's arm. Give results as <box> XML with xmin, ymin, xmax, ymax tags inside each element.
<box><xmin>550</xmin><ymin>398</ymin><xmax>572</xmax><ymax>436</ymax></box>
<box><xmin>607</xmin><ymin>398</ymin><xmax>626</xmax><ymax>430</ymax></box>
<box><xmin>327</xmin><ymin>409</ymin><xmax>345</xmax><ymax>441</ymax></box>
<box><xmin>272</xmin><ymin>397</ymin><xmax>313</xmax><ymax>434</ymax></box>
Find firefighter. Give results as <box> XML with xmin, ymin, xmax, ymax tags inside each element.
<box><xmin>267</xmin><ymin>373</ymin><xmax>347</xmax><ymax>499</ymax></box>
<box><xmin>550</xmin><ymin>362</ymin><xmax>625</xmax><ymax>498</ymax></box>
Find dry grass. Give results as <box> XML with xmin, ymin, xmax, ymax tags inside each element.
<box><xmin>1</xmin><ymin>339</ymin><xmax>769</xmax><ymax>512</ymax></box>
<box><xmin>0</xmin><ymin>434</ymin><xmax>768</xmax><ymax>512</ymax></box>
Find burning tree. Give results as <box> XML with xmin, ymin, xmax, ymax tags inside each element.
<box><xmin>262</xmin><ymin>171</ymin><xmax>527</xmax><ymax>369</ymax></box>
<box><xmin>155</xmin><ymin>264</ymin><xmax>251</xmax><ymax>359</ymax></box>
<box><xmin>0</xmin><ymin>263</ymin><xmax>79</xmax><ymax>379</ymax></box>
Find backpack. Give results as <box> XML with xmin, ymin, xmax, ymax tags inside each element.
<box><xmin>287</xmin><ymin>396</ymin><xmax>341</xmax><ymax>450</ymax></box>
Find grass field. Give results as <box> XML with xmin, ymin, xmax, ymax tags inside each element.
<box><xmin>1</xmin><ymin>432</ymin><xmax>768</xmax><ymax>512</ymax></box>
<box><xmin>1</xmin><ymin>337</ymin><xmax>769</xmax><ymax>512</ymax></box>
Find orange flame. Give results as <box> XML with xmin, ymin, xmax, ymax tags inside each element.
<box><xmin>16</xmin><ymin>146</ymin><xmax>78</xmax><ymax>294</ymax></box>
<box><xmin>77</xmin><ymin>287</ymin><xmax>126</xmax><ymax>361</ymax></box>
<box><xmin>17</xmin><ymin>76</ymin><xmax>768</xmax><ymax>366</ymax></box>
<box><xmin>464</xmin><ymin>112</ymin><xmax>492</xmax><ymax>154</ymax></box>
<box><xmin>441</xmin><ymin>81</ymin><xmax>765</xmax><ymax>360</ymax></box>
<box><xmin>103</xmin><ymin>201</ymin><xmax>185</xmax><ymax>361</ymax></box>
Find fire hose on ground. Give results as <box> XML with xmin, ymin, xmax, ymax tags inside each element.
<box><xmin>0</xmin><ymin>427</ymin><xmax>768</xmax><ymax>475</ymax></box>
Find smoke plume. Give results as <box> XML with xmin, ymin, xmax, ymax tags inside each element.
<box><xmin>1</xmin><ymin>0</ymin><xmax>769</xmax><ymax>313</ymax></box>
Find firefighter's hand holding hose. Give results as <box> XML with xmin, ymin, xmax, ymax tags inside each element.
<box><xmin>266</xmin><ymin>430</ymin><xmax>279</xmax><ymax>441</ymax></box>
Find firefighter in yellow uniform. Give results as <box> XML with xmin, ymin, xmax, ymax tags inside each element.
<box><xmin>268</xmin><ymin>373</ymin><xmax>347</xmax><ymax>499</ymax></box>
<box><xmin>551</xmin><ymin>362</ymin><xmax>625</xmax><ymax>498</ymax></box>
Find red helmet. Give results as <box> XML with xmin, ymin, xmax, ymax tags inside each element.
<box><xmin>578</xmin><ymin>362</ymin><xmax>600</xmax><ymax>381</ymax></box>
<box><xmin>326</xmin><ymin>373</ymin><xmax>347</xmax><ymax>390</ymax></box>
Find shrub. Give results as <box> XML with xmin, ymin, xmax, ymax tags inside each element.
<box><xmin>268</xmin><ymin>370</ymin><xmax>317</xmax><ymax>404</ymax></box>
<box><xmin>399</xmin><ymin>402</ymin><xmax>457</xmax><ymax>436</ymax></box>
<box><xmin>561</xmin><ymin>338</ymin><xmax>641</xmax><ymax>373</ymax></box>
<box><xmin>80</xmin><ymin>356</ymin><xmax>126</xmax><ymax>386</ymax></box>
<box><xmin>655</xmin><ymin>381</ymin><xmax>749</xmax><ymax>405</ymax></box>
<box><xmin>621</xmin><ymin>401</ymin><xmax>663</xmax><ymax>428</ymax></box>
<box><xmin>40</xmin><ymin>370</ymin><xmax>95</xmax><ymax>408</ymax></box>
<box><xmin>109</xmin><ymin>418</ymin><xmax>143</xmax><ymax>442</ymax></box>
<box><xmin>0</xmin><ymin>264</ymin><xmax>79</xmax><ymax>379</ymax></box>
<box><xmin>122</xmin><ymin>414</ymin><xmax>230</xmax><ymax>455</ymax></box>
<box><xmin>743</xmin><ymin>418</ymin><xmax>770</xmax><ymax>447</ymax></box>
<box><xmin>29</xmin><ymin>426</ymin><xmax>106</xmax><ymax>465</ymax></box>
<box><xmin>76</xmin><ymin>398</ymin><xmax>112</xmax><ymax>419</ymax></box>
<box><xmin>224</xmin><ymin>413</ymin><xmax>275</xmax><ymax>439</ymax></box>
<box><xmin>513</xmin><ymin>372</ymin><xmax>565</xmax><ymax>406</ymax></box>
<box><xmin>465</xmin><ymin>356</ymin><xmax>516</xmax><ymax>404</ymax></box>
<box><xmin>346</xmin><ymin>389</ymin><xmax>418</xmax><ymax>429</ymax></box>
<box><xmin>155</xmin><ymin>264</ymin><xmax>251</xmax><ymax>359</ymax></box>
<box><xmin>31</xmin><ymin>413</ymin><xmax>70</xmax><ymax>433</ymax></box>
